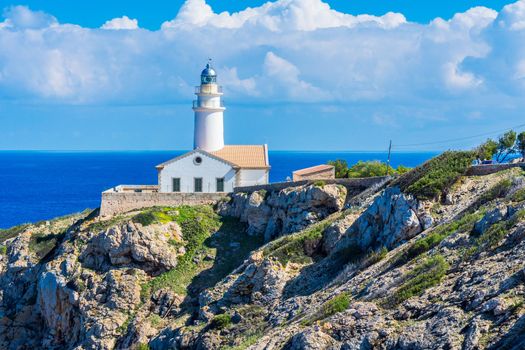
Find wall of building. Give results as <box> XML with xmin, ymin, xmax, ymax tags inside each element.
<box><xmin>158</xmin><ymin>151</ymin><xmax>237</xmax><ymax>193</ymax></box>
<box><xmin>293</xmin><ymin>168</ymin><xmax>335</xmax><ymax>181</ymax></box>
<box><xmin>238</xmin><ymin>168</ymin><xmax>269</xmax><ymax>187</ymax></box>
<box><xmin>100</xmin><ymin>191</ymin><xmax>227</xmax><ymax>217</ymax></box>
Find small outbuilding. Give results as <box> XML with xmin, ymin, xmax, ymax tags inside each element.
<box><xmin>292</xmin><ymin>164</ymin><xmax>335</xmax><ymax>181</ymax></box>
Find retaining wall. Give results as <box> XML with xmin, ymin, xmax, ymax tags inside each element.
<box><xmin>233</xmin><ymin>176</ymin><xmax>390</xmax><ymax>193</ymax></box>
<box><xmin>100</xmin><ymin>192</ymin><xmax>227</xmax><ymax>217</ymax></box>
<box><xmin>466</xmin><ymin>163</ymin><xmax>525</xmax><ymax>176</ymax></box>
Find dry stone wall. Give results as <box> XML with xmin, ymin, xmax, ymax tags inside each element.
<box><xmin>100</xmin><ymin>192</ymin><xmax>227</xmax><ymax>217</ymax></box>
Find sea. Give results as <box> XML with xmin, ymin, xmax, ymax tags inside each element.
<box><xmin>0</xmin><ymin>151</ymin><xmax>438</xmax><ymax>229</ymax></box>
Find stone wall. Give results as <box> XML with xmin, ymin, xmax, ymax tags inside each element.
<box><xmin>100</xmin><ymin>192</ymin><xmax>227</xmax><ymax>217</ymax></box>
<box><xmin>233</xmin><ymin>176</ymin><xmax>389</xmax><ymax>193</ymax></box>
<box><xmin>466</xmin><ymin>163</ymin><xmax>525</xmax><ymax>176</ymax></box>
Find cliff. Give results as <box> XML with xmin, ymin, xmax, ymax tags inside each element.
<box><xmin>0</xmin><ymin>153</ymin><xmax>524</xmax><ymax>350</ymax></box>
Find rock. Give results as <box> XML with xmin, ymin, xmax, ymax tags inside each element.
<box><xmin>288</xmin><ymin>328</ymin><xmax>339</xmax><ymax>350</ymax></box>
<box><xmin>333</xmin><ymin>187</ymin><xmax>425</xmax><ymax>254</ymax></box>
<box><xmin>481</xmin><ymin>297</ymin><xmax>508</xmax><ymax>315</ymax></box>
<box><xmin>80</xmin><ymin>221</ymin><xmax>181</xmax><ymax>273</ymax></box>
<box><xmin>151</xmin><ymin>289</ymin><xmax>184</xmax><ymax>317</ymax></box>
<box><xmin>473</xmin><ymin>206</ymin><xmax>507</xmax><ymax>236</ymax></box>
<box><xmin>218</xmin><ymin>184</ymin><xmax>347</xmax><ymax>240</ymax></box>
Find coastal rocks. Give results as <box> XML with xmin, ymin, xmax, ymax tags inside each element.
<box><xmin>218</xmin><ymin>184</ymin><xmax>347</xmax><ymax>240</ymax></box>
<box><xmin>80</xmin><ymin>221</ymin><xmax>181</xmax><ymax>273</ymax></box>
<box><xmin>333</xmin><ymin>187</ymin><xmax>429</xmax><ymax>254</ymax></box>
<box><xmin>288</xmin><ymin>328</ymin><xmax>339</xmax><ymax>349</ymax></box>
<box><xmin>473</xmin><ymin>206</ymin><xmax>507</xmax><ymax>236</ymax></box>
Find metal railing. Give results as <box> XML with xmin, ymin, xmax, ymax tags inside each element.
<box><xmin>195</xmin><ymin>85</ymin><xmax>223</xmax><ymax>94</ymax></box>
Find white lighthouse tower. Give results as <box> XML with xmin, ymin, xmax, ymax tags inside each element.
<box><xmin>193</xmin><ymin>60</ymin><xmax>225</xmax><ymax>152</ymax></box>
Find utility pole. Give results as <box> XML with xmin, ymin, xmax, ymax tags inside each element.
<box><xmin>386</xmin><ymin>140</ymin><xmax>392</xmax><ymax>176</ymax></box>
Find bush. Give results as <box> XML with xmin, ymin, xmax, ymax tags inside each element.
<box><xmin>395</xmin><ymin>151</ymin><xmax>476</xmax><ymax>200</ymax></box>
<box><xmin>211</xmin><ymin>313</ymin><xmax>232</xmax><ymax>330</ymax></box>
<box><xmin>0</xmin><ymin>245</ymin><xmax>6</xmax><ymax>255</ymax></box>
<box><xmin>313</xmin><ymin>180</ymin><xmax>326</xmax><ymax>187</ymax></box>
<box><xmin>475</xmin><ymin>221</ymin><xmax>508</xmax><ymax>249</ymax></box>
<box><xmin>347</xmin><ymin>160</ymin><xmax>393</xmax><ymax>178</ymax></box>
<box><xmin>511</xmin><ymin>188</ymin><xmax>525</xmax><ymax>203</ymax></box>
<box><xmin>478</xmin><ymin>179</ymin><xmax>512</xmax><ymax>204</ymax></box>
<box><xmin>388</xmin><ymin>255</ymin><xmax>449</xmax><ymax>306</ymax></box>
<box><xmin>303</xmin><ymin>292</ymin><xmax>351</xmax><ymax>325</ymax></box>
<box><xmin>328</xmin><ymin>159</ymin><xmax>349</xmax><ymax>178</ymax></box>
<box><xmin>365</xmin><ymin>246</ymin><xmax>388</xmax><ymax>265</ymax></box>
<box><xmin>393</xmin><ymin>211</ymin><xmax>483</xmax><ymax>266</ymax></box>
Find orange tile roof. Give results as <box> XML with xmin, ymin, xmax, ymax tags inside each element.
<box><xmin>211</xmin><ymin>145</ymin><xmax>269</xmax><ymax>169</ymax></box>
<box><xmin>293</xmin><ymin>164</ymin><xmax>334</xmax><ymax>176</ymax></box>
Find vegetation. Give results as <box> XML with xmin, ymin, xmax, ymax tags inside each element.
<box><xmin>0</xmin><ymin>223</ymin><xmax>31</xmax><ymax>244</ymax></box>
<box><xmin>263</xmin><ymin>218</ymin><xmax>334</xmax><ymax>265</ymax></box>
<box><xmin>29</xmin><ymin>231</ymin><xmax>66</xmax><ymax>261</ymax></box>
<box><xmin>328</xmin><ymin>159</ymin><xmax>411</xmax><ymax>178</ymax></box>
<box><xmin>476</xmin><ymin>130</ymin><xmax>525</xmax><ymax>163</ymax></box>
<box><xmin>136</xmin><ymin>343</ymin><xmax>150</xmax><ymax>350</ymax></box>
<box><xmin>328</xmin><ymin>159</ymin><xmax>350</xmax><ymax>178</ymax></box>
<box><xmin>211</xmin><ymin>313</ymin><xmax>232</xmax><ymax>330</ymax></box>
<box><xmin>395</xmin><ymin>151</ymin><xmax>476</xmax><ymax>200</ymax></box>
<box><xmin>364</xmin><ymin>246</ymin><xmax>388</xmax><ymax>266</ymax></box>
<box><xmin>303</xmin><ymin>292</ymin><xmax>351</xmax><ymax>325</ymax></box>
<box><xmin>0</xmin><ymin>245</ymin><xmax>6</xmax><ymax>255</ymax></box>
<box><xmin>478</xmin><ymin>178</ymin><xmax>512</xmax><ymax>204</ymax></box>
<box><xmin>142</xmin><ymin>206</ymin><xmax>221</xmax><ymax>296</ymax></box>
<box><xmin>313</xmin><ymin>180</ymin><xmax>326</xmax><ymax>187</ymax></box>
<box><xmin>388</xmin><ymin>255</ymin><xmax>449</xmax><ymax>306</ymax></box>
<box><xmin>393</xmin><ymin>211</ymin><xmax>484</xmax><ymax>266</ymax></box>
<box><xmin>511</xmin><ymin>188</ymin><xmax>525</xmax><ymax>203</ymax></box>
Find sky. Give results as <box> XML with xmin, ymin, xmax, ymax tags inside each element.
<box><xmin>1</xmin><ymin>0</ymin><xmax>525</xmax><ymax>151</ymax></box>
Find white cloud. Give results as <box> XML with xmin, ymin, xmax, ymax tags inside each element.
<box><xmin>161</xmin><ymin>0</ymin><xmax>406</xmax><ymax>31</ymax></box>
<box><xmin>101</xmin><ymin>16</ymin><xmax>139</xmax><ymax>30</ymax></box>
<box><xmin>0</xmin><ymin>0</ymin><xmax>524</xmax><ymax>119</ymax></box>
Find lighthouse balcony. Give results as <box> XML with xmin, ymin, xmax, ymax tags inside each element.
<box><xmin>195</xmin><ymin>85</ymin><xmax>223</xmax><ymax>94</ymax></box>
<box><xmin>193</xmin><ymin>100</ymin><xmax>225</xmax><ymax>109</ymax></box>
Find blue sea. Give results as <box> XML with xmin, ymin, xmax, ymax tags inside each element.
<box><xmin>0</xmin><ymin>151</ymin><xmax>438</xmax><ymax>229</ymax></box>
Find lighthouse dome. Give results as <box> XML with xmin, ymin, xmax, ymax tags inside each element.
<box><xmin>201</xmin><ymin>63</ymin><xmax>217</xmax><ymax>84</ymax></box>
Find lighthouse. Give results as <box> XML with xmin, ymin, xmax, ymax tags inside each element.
<box><xmin>193</xmin><ymin>60</ymin><xmax>225</xmax><ymax>152</ymax></box>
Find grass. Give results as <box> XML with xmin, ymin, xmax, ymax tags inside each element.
<box><xmin>87</xmin><ymin>215</ymin><xmax>125</xmax><ymax>232</ymax></box>
<box><xmin>363</xmin><ymin>246</ymin><xmax>388</xmax><ymax>266</ymax></box>
<box><xmin>387</xmin><ymin>254</ymin><xmax>449</xmax><ymax>306</ymax></box>
<box><xmin>263</xmin><ymin>218</ymin><xmax>334</xmax><ymax>265</ymax></box>
<box><xmin>478</xmin><ymin>178</ymin><xmax>513</xmax><ymax>204</ymax></box>
<box><xmin>211</xmin><ymin>313</ymin><xmax>232</xmax><ymax>330</ymax></box>
<box><xmin>392</xmin><ymin>210</ymin><xmax>484</xmax><ymax>267</ymax></box>
<box><xmin>511</xmin><ymin>188</ymin><xmax>525</xmax><ymax>203</ymax></box>
<box><xmin>29</xmin><ymin>231</ymin><xmax>66</xmax><ymax>261</ymax></box>
<box><xmin>141</xmin><ymin>206</ymin><xmax>221</xmax><ymax>297</ymax></box>
<box><xmin>0</xmin><ymin>223</ymin><xmax>31</xmax><ymax>244</ymax></box>
<box><xmin>302</xmin><ymin>292</ymin><xmax>351</xmax><ymax>325</ymax></box>
<box><xmin>394</xmin><ymin>151</ymin><xmax>476</xmax><ymax>200</ymax></box>
<box><xmin>137</xmin><ymin>343</ymin><xmax>150</xmax><ymax>350</ymax></box>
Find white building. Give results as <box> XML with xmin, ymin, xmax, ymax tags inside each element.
<box><xmin>156</xmin><ymin>61</ymin><xmax>270</xmax><ymax>193</ymax></box>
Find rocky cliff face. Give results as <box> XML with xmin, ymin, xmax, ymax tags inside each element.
<box><xmin>1</xmin><ymin>166</ymin><xmax>524</xmax><ymax>350</ymax></box>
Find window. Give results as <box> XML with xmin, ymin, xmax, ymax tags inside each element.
<box><xmin>194</xmin><ymin>156</ymin><xmax>203</xmax><ymax>165</ymax></box>
<box><xmin>216</xmin><ymin>178</ymin><xmax>225</xmax><ymax>192</ymax></box>
<box><xmin>194</xmin><ymin>178</ymin><xmax>203</xmax><ymax>192</ymax></box>
<box><xmin>172</xmin><ymin>178</ymin><xmax>181</xmax><ymax>192</ymax></box>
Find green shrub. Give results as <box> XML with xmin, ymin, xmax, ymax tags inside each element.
<box><xmin>395</xmin><ymin>151</ymin><xmax>476</xmax><ymax>200</ymax></box>
<box><xmin>388</xmin><ymin>255</ymin><xmax>449</xmax><ymax>306</ymax></box>
<box><xmin>475</xmin><ymin>222</ymin><xmax>507</xmax><ymax>249</ymax></box>
<box><xmin>136</xmin><ymin>343</ymin><xmax>150</xmax><ymax>350</ymax></box>
<box><xmin>303</xmin><ymin>292</ymin><xmax>351</xmax><ymax>325</ymax></box>
<box><xmin>0</xmin><ymin>245</ymin><xmax>6</xmax><ymax>255</ymax></box>
<box><xmin>511</xmin><ymin>188</ymin><xmax>525</xmax><ymax>203</ymax></box>
<box><xmin>211</xmin><ymin>313</ymin><xmax>232</xmax><ymax>330</ymax></box>
<box><xmin>29</xmin><ymin>231</ymin><xmax>66</xmax><ymax>261</ymax></box>
<box><xmin>321</xmin><ymin>292</ymin><xmax>351</xmax><ymax>316</ymax></box>
<box><xmin>313</xmin><ymin>180</ymin><xmax>326</xmax><ymax>187</ymax></box>
<box><xmin>478</xmin><ymin>179</ymin><xmax>512</xmax><ymax>204</ymax></box>
<box><xmin>393</xmin><ymin>211</ymin><xmax>483</xmax><ymax>266</ymax></box>
<box><xmin>142</xmin><ymin>206</ymin><xmax>221</xmax><ymax>296</ymax></box>
<box><xmin>347</xmin><ymin>160</ymin><xmax>393</xmax><ymax>178</ymax></box>
<box><xmin>263</xmin><ymin>219</ymin><xmax>333</xmax><ymax>265</ymax></box>
<box><xmin>365</xmin><ymin>246</ymin><xmax>388</xmax><ymax>265</ymax></box>
<box><xmin>0</xmin><ymin>223</ymin><xmax>30</xmax><ymax>244</ymax></box>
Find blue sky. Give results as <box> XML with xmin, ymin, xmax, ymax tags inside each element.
<box><xmin>1</xmin><ymin>0</ymin><xmax>525</xmax><ymax>151</ymax></box>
